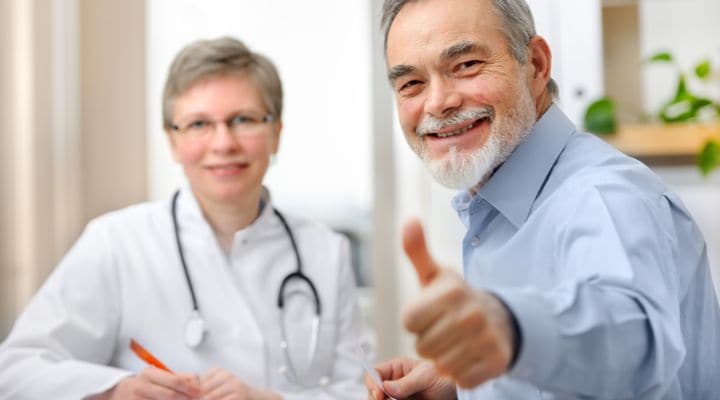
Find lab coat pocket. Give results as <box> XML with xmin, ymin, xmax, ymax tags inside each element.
<box><xmin>280</xmin><ymin>317</ymin><xmax>338</xmax><ymax>387</ymax></box>
<box><xmin>311</xmin><ymin>319</ymin><xmax>338</xmax><ymax>376</ymax></box>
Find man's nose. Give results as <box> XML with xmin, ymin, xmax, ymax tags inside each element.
<box><xmin>424</xmin><ymin>79</ymin><xmax>461</xmax><ymax>117</ymax></box>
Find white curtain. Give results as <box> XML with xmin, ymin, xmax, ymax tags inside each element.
<box><xmin>0</xmin><ymin>0</ymin><xmax>148</xmax><ymax>339</ymax></box>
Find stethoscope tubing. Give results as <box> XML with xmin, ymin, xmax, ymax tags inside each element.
<box><xmin>172</xmin><ymin>190</ymin><xmax>199</xmax><ymax>312</ymax></box>
<box><xmin>170</xmin><ymin>189</ymin><xmax>322</xmax><ymax>338</ymax></box>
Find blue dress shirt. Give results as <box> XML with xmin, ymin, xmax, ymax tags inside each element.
<box><xmin>454</xmin><ymin>105</ymin><xmax>720</xmax><ymax>399</ymax></box>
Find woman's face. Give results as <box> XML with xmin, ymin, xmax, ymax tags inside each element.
<box><xmin>167</xmin><ymin>74</ymin><xmax>281</xmax><ymax>207</ymax></box>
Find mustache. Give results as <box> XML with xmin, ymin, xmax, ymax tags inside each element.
<box><xmin>416</xmin><ymin>107</ymin><xmax>495</xmax><ymax>136</ymax></box>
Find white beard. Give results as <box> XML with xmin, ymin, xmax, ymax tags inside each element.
<box><xmin>414</xmin><ymin>72</ymin><xmax>538</xmax><ymax>190</ymax></box>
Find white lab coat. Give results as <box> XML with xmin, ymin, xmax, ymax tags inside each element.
<box><xmin>0</xmin><ymin>188</ymin><xmax>370</xmax><ymax>400</ymax></box>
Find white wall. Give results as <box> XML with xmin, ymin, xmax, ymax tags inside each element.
<box><xmin>640</xmin><ymin>0</ymin><xmax>720</xmax><ymax>114</ymax></box>
<box><xmin>147</xmin><ymin>0</ymin><xmax>373</xmax><ymax>217</ymax></box>
<box><xmin>528</xmin><ymin>0</ymin><xmax>605</xmax><ymax>125</ymax></box>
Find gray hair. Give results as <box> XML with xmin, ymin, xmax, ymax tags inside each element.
<box><xmin>381</xmin><ymin>0</ymin><xmax>558</xmax><ymax>99</ymax></box>
<box><xmin>162</xmin><ymin>36</ymin><xmax>283</xmax><ymax>130</ymax></box>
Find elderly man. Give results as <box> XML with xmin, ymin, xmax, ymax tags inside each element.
<box><xmin>367</xmin><ymin>0</ymin><xmax>720</xmax><ymax>399</ymax></box>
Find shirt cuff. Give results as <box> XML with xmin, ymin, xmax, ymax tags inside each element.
<box><xmin>489</xmin><ymin>287</ymin><xmax>561</xmax><ymax>382</ymax></box>
<box><xmin>489</xmin><ymin>294</ymin><xmax>522</xmax><ymax>368</ymax></box>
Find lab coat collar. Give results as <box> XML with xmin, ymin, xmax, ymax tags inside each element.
<box><xmin>238</xmin><ymin>187</ymin><xmax>278</xmax><ymax>239</ymax></box>
<box><xmin>453</xmin><ymin>104</ymin><xmax>575</xmax><ymax>228</ymax></box>
<box><xmin>175</xmin><ymin>185</ymin><xmax>278</xmax><ymax>247</ymax></box>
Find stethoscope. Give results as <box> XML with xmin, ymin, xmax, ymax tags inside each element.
<box><xmin>170</xmin><ymin>190</ymin><xmax>325</xmax><ymax>385</ymax></box>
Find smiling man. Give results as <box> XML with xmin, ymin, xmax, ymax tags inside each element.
<box><xmin>366</xmin><ymin>0</ymin><xmax>720</xmax><ymax>399</ymax></box>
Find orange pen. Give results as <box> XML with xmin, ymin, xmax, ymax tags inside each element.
<box><xmin>129</xmin><ymin>339</ymin><xmax>174</xmax><ymax>373</ymax></box>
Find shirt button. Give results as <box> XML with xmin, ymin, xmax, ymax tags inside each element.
<box><xmin>470</xmin><ymin>236</ymin><xmax>481</xmax><ymax>247</ymax></box>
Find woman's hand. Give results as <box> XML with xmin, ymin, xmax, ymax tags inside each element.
<box><xmin>365</xmin><ymin>357</ymin><xmax>456</xmax><ymax>400</ymax></box>
<box><xmin>200</xmin><ymin>367</ymin><xmax>281</xmax><ymax>400</ymax></box>
<box><xmin>94</xmin><ymin>367</ymin><xmax>202</xmax><ymax>400</ymax></box>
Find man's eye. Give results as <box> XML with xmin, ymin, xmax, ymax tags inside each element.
<box><xmin>399</xmin><ymin>79</ymin><xmax>422</xmax><ymax>92</ymax></box>
<box><xmin>457</xmin><ymin>60</ymin><xmax>481</xmax><ymax>71</ymax></box>
<box><xmin>230</xmin><ymin>115</ymin><xmax>255</xmax><ymax>125</ymax></box>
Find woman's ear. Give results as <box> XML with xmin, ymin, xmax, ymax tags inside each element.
<box><xmin>271</xmin><ymin>119</ymin><xmax>283</xmax><ymax>155</ymax></box>
<box><xmin>527</xmin><ymin>35</ymin><xmax>552</xmax><ymax>98</ymax></box>
<box><xmin>165</xmin><ymin>129</ymin><xmax>181</xmax><ymax>162</ymax></box>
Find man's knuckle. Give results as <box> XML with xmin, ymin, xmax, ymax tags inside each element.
<box><xmin>442</xmin><ymin>283</ymin><xmax>465</xmax><ymax>304</ymax></box>
<box><xmin>415</xmin><ymin>339</ymin><xmax>431</xmax><ymax>358</ymax></box>
<box><xmin>458</xmin><ymin>306</ymin><xmax>484</xmax><ymax>329</ymax></box>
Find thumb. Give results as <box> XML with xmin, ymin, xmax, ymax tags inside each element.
<box><xmin>402</xmin><ymin>218</ymin><xmax>439</xmax><ymax>286</ymax></box>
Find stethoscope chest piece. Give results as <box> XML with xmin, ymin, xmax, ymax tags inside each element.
<box><xmin>184</xmin><ymin>311</ymin><xmax>205</xmax><ymax>348</ymax></box>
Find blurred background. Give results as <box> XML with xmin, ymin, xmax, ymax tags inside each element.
<box><xmin>1</xmin><ymin>0</ymin><xmax>719</xmax><ymax>362</ymax></box>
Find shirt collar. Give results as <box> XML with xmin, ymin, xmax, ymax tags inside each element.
<box><xmin>453</xmin><ymin>103</ymin><xmax>575</xmax><ymax>228</ymax></box>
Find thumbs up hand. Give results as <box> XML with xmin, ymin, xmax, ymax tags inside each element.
<box><xmin>400</xmin><ymin>218</ymin><xmax>517</xmax><ymax>389</ymax></box>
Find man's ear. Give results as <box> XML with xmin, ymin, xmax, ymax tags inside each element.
<box><xmin>527</xmin><ymin>35</ymin><xmax>552</xmax><ymax>98</ymax></box>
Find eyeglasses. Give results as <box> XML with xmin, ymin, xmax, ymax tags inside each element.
<box><xmin>171</xmin><ymin>112</ymin><xmax>275</xmax><ymax>138</ymax></box>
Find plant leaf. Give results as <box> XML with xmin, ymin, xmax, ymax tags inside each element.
<box><xmin>660</xmin><ymin>100</ymin><xmax>693</xmax><ymax>123</ymax></box>
<box><xmin>646</xmin><ymin>51</ymin><xmax>674</xmax><ymax>64</ymax></box>
<box><xmin>697</xmin><ymin>140</ymin><xmax>720</xmax><ymax>176</ymax></box>
<box><xmin>584</xmin><ymin>97</ymin><xmax>617</xmax><ymax>135</ymax></box>
<box><xmin>695</xmin><ymin>59</ymin><xmax>711</xmax><ymax>80</ymax></box>
<box><xmin>658</xmin><ymin>75</ymin><xmax>708</xmax><ymax>123</ymax></box>
<box><xmin>674</xmin><ymin>74</ymin><xmax>690</xmax><ymax>99</ymax></box>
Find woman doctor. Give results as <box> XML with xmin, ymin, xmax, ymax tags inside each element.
<box><xmin>0</xmin><ymin>37</ymin><xmax>369</xmax><ymax>400</ymax></box>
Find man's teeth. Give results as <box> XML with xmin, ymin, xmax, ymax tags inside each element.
<box><xmin>434</xmin><ymin>119</ymin><xmax>482</xmax><ymax>138</ymax></box>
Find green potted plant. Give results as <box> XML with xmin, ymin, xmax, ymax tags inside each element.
<box><xmin>585</xmin><ymin>51</ymin><xmax>720</xmax><ymax>175</ymax></box>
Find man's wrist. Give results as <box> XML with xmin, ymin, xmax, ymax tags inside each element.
<box><xmin>492</xmin><ymin>294</ymin><xmax>522</xmax><ymax>368</ymax></box>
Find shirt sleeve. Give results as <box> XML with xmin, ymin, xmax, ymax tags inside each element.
<box><xmin>278</xmin><ymin>235</ymin><xmax>369</xmax><ymax>400</ymax></box>
<box><xmin>0</xmin><ymin>220</ymin><xmax>133</xmax><ymax>399</ymax></box>
<box><xmin>494</xmin><ymin>182</ymin><xmax>687</xmax><ymax>398</ymax></box>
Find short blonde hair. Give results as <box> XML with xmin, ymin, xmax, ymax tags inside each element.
<box><xmin>162</xmin><ymin>36</ymin><xmax>283</xmax><ymax>129</ymax></box>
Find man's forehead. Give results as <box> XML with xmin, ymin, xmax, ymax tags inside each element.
<box><xmin>385</xmin><ymin>0</ymin><xmax>502</xmax><ymax>60</ymax></box>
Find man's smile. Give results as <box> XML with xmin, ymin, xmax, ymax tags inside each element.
<box><xmin>421</xmin><ymin>116</ymin><xmax>491</xmax><ymax>139</ymax></box>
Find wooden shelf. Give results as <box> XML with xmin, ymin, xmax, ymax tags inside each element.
<box><xmin>602</xmin><ymin>0</ymin><xmax>637</xmax><ymax>8</ymax></box>
<box><xmin>600</xmin><ymin>123</ymin><xmax>720</xmax><ymax>165</ymax></box>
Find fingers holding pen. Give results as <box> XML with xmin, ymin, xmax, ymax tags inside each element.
<box><xmin>141</xmin><ymin>367</ymin><xmax>202</xmax><ymax>398</ymax></box>
<box><xmin>106</xmin><ymin>367</ymin><xmax>201</xmax><ymax>400</ymax></box>
<box><xmin>200</xmin><ymin>367</ymin><xmax>249</xmax><ymax>399</ymax></box>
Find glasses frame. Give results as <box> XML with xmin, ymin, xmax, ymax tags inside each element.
<box><xmin>170</xmin><ymin>112</ymin><xmax>276</xmax><ymax>139</ymax></box>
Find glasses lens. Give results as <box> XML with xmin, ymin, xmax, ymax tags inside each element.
<box><xmin>230</xmin><ymin>113</ymin><xmax>273</xmax><ymax>137</ymax></box>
